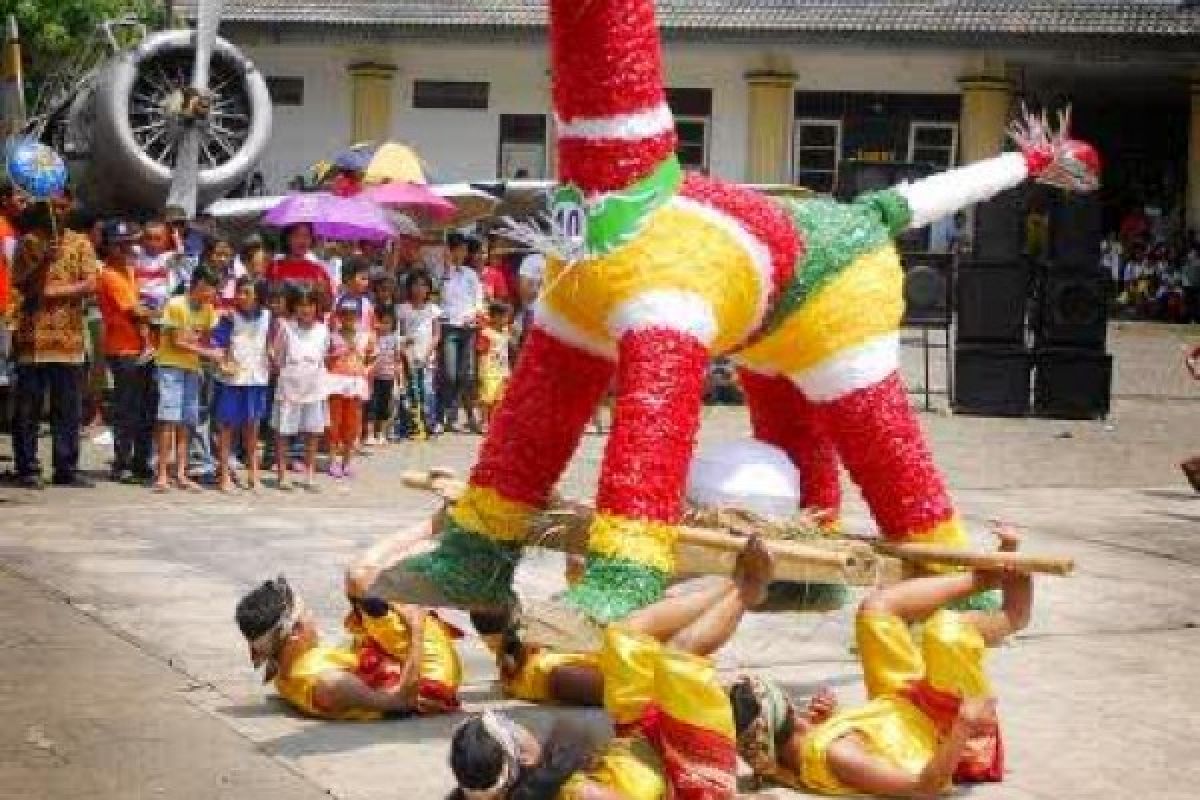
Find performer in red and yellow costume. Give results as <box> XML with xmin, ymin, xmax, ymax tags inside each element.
<box><xmin>235</xmin><ymin>526</ymin><xmax>464</xmax><ymax>720</ymax></box>
<box><xmin>730</xmin><ymin>525</ymin><xmax>1031</xmax><ymax>795</ymax></box>
<box><xmin>447</xmin><ymin>536</ymin><xmax>775</xmax><ymax>800</ymax></box>
<box><xmin>375</xmin><ymin>0</ymin><xmax>1100</xmax><ymax>623</ymax></box>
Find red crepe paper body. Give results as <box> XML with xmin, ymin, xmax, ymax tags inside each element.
<box><xmin>739</xmin><ymin>368</ymin><xmax>842</xmax><ymax>516</ymax></box>
<box><xmin>471</xmin><ymin>326</ymin><xmax>614</xmax><ymax>507</ymax></box>
<box><xmin>596</xmin><ymin>328</ymin><xmax>709</xmax><ymax>522</ymax></box>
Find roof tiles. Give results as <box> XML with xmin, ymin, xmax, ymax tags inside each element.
<box><xmin>187</xmin><ymin>1</ymin><xmax>1200</xmax><ymax>37</ymax></box>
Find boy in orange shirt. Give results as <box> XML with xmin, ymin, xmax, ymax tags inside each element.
<box><xmin>96</xmin><ymin>220</ymin><xmax>157</xmax><ymax>483</ymax></box>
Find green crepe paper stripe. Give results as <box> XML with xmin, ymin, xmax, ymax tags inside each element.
<box><xmin>403</xmin><ymin>521</ymin><xmax>521</xmax><ymax>607</ymax></box>
<box><xmin>765</xmin><ymin>189</ymin><xmax>913</xmax><ymax>333</ymax></box>
<box><xmin>944</xmin><ymin>588</ymin><xmax>1003</xmax><ymax>613</ymax></box>
<box><xmin>563</xmin><ymin>554</ymin><xmax>669</xmax><ymax>624</ymax></box>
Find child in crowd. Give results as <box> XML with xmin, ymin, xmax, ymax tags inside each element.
<box><xmin>397</xmin><ymin>269</ymin><xmax>441</xmax><ymax>437</ymax></box>
<box><xmin>135</xmin><ymin>220</ymin><xmax>177</xmax><ymax>317</ymax></box>
<box><xmin>476</xmin><ymin>301</ymin><xmax>513</xmax><ymax>425</ymax></box>
<box><xmin>153</xmin><ymin>269</ymin><xmax>222</xmax><ymax>492</ymax></box>
<box><xmin>368</xmin><ymin>307</ymin><xmax>400</xmax><ymax>445</ymax></box>
<box><xmin>325</xmin><ymin>297</ymin><xmax>375</xmax><ymax>478</ymax></box>
<box><xmin>259</xmin><ymin>284</ymin><xmax>288</xmax><ymax>471</ymax></box>
<box><xmin>372</xmin><ymin>274</ymin><xmax>400</xmax><ymax>322</ymax></box>
<box><xmin>270</xmin><ymin>286</ymin><xmax>329</xmax><ymax>491</ymax></box>
<box><xmin>336</xmin><ymin>256</ymin><xmax>375</xmax><ymax>331</ymax></box>
<box><xmin>212</xmin><ymin>277</ymin><xmax>271</xmax><ymax>492</ymax></box>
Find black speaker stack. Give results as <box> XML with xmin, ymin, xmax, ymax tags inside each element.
<box><xmin>953</xmin><ymin>187</ymin><xmax>1112</xmax><ymax>419</ymax></box>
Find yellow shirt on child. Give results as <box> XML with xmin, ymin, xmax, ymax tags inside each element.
<box><xmin>156</xmin><ymin>295</ymin><xmax>217</xmax><ymax>372</ymax></box>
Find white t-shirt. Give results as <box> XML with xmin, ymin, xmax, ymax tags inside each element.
<box><xmin>439</xmin><ymin>266</ymin><xmax>482</xmax><ymax>327</ymax></box>
<box><xmin>519</xmin><ymin>253</ymin><xmax>546</xmax><ymax>292</ymax></box>
<box><xmin>398</xmin><ymin>301</ymin><xmax>442</xmax><ymax>366</ymax></box>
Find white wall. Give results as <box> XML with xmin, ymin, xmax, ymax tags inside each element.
<box><xmin>235</xmin><ymin>35</ymin><xmax>968</xmax><ymax>191</ymax></box>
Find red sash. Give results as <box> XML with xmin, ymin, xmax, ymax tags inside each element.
<box><xmin>898</xmin><ymin>680</ymin><xmax>1004</xmax><ymax>783</ymax></box>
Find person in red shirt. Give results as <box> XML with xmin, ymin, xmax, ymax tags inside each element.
<box><xmin>267</xmin><ymin>223</ymin><xmax>333</xmax><ymax>310</ymax></box>
<box><xmin>478</xmin><ymin>233</ymin><xmax>517</xmax><ymax>305</ymax></box>
<box><xmin>96</xmin><ymin>220</ymin><xmax>157</xmax><ymax>483</ymax></box>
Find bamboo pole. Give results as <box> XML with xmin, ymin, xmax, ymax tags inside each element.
<box><xmin>403</xmin><ymin>469</ymin><xmax>1075</xmax><ymax>580</ymax></box>
<box><xmin>870</xmin><ymin>541</ymin><xmax>1075</xmax><ymax>577</ymax></box>
<box><xmin>402</xmin><ymin>470</ymin><xmax>862</xmax><ymax>585</ymax></box>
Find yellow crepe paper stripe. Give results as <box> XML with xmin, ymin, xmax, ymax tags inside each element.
<box><xmin>736</xmin><ymin>245</ymin><xmax>903</xmax><ymax>375</ymax></box>
<box><xmin>542</xmin><ymin>202</ymin><xmax>765</xmax><ymax>353</ymax></box>
<box><xmin>449</xmin><ymin>485</ymin><xmax>536</xmax><ymax>545</ymax></box>
<box><xmin>588</xmin><ymin>513</ymin><xmax>678</xmax><ymax>576</ymax></box>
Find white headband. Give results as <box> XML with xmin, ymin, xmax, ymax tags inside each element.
<box><xmin>457</xmin><ymin>711</ymin><xmax>520</xmax><ymax>799</ymax></box>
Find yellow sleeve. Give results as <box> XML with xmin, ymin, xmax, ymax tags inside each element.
<box><xmin>162</xmin><ymin>298</ymin><xmax>186</xmax><ymax>330</ymax></box>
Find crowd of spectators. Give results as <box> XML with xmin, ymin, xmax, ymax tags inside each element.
<box><xmin>0</xmin><ymin>187</ymin><xmax>560</xmax><ymax>492</ymax></box>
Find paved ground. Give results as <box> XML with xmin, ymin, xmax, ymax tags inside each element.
<box><xmin>1</xmin><ymin>322</ymin><xmax>1198</xmax><ymax>799</ymax></box>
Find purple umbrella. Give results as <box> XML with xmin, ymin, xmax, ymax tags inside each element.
<box><xmin>262</xmin><ymin>192</ymin><xmax>395</xmax><ymax>241</ymax></box>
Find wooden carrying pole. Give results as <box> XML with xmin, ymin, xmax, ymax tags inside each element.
<box><xmin>402</xmin><ymin>470</ymin><xmax>869</xmax><ymax>586</ymax></box>
<box><xmin>402</xmin><ymin>470</ymin><xmax>1075</xmax><ymax>580</ymax></box>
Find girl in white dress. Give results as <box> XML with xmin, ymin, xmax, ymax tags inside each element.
<box><xmin>269</xmin><ymin>286</ymin><xmax>329</xmax><ymax>491</ymax></box>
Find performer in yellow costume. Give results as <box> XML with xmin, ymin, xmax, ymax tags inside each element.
<box><xmin>447</xmin><ymin>537</ymin><xmax>776</xmax><ymax>800</ymax></box>
<box><xmin>730</xmin><ymin>525</ymin><xmax>1032</xmax><ymax>796</ymax></box>
<box><xmin>235</xmin><ymin>526</ymin><xmax>463</xmax><ymax>720</ymax></box>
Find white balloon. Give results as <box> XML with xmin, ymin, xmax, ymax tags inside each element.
<box><xmin>686</xmin><ymin>439</ymin><xmax>800</xmax><ymax>522</ymax></box>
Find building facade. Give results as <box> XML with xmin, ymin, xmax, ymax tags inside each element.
<box><xmin>202</xmin><ymin>1</ymin><xmax>1200</xmax><ymax>231</ymax></box>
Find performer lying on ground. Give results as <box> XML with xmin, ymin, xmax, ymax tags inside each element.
<box><xmin>235</xmin><ymin>526</ymin><xmax>463</xmax><ymax>720</ymax></box>
<box><xmin>448</xmin><ymin>536</ymin><xmax>775</xmax><ymax>800</ymax></box>
<box><xmin>729</xmin><ymin>524</ymin><xmax>1031</xmax><ymax>796</ymax></box>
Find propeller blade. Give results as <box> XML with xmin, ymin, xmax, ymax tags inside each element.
<box><xmin>167</xmin><ymin>129</ymin><xmax>201</xmax><ymax>217</ymax></box>
<box><xmin>167</xmin><ymin>0</ymin><xmax>223</xmax><ymax>218</ymax></box>
<box><xmin>192</xmin><ymin>0</ymin><xmax>223</xmax><ymax>91</ymax></box>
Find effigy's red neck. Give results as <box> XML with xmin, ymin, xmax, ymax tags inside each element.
<box><xmin>550</xmin><ymin>0</ymin><xmax>678</xmax><ymax>194</ymax></box>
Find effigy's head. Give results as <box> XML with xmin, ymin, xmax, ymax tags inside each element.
<box><xmin>1046</xmin><ymin>137</ymin><xmax>1101</xmax><ymax>194</ymax></box>
<box><xmin>1009</xmin><ymin>105</ymin><xmax>1102</xmax><ymax>194</ymax></box>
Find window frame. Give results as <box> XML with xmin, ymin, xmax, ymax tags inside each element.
<box><xmin>792</xmin><ymin>117</ymin><xmax>843</xmax><ymax>193</ymax></box>
<box><xmin>497</xmin><ymin>113</ymin><xmax>549</xmax><ymax>179</ymax></box>
<box><xmin>265</xmin><ymin>76</ymin><xmax>305</xmax><ymax>107</ymax></box>
<box><xmin>674</xmin><ymin>114</ymin><xmax>711</xmax><ymax>172</ymax></box>
<box><xmin>412</xmin><ymin>80</ymin><xmax>491</xmax><ymax>111</ymax></box>
<box><xmin>907</xmin><ymin>121</ymin><xmax>959</xmax><ymax>169</ymax></box>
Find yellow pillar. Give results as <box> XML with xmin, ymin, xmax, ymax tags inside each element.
<box><xmin>348</xmin><ymin>62</ymin><xmax>397</xmax><ymax>144</ymax></box>
<box><xmin>746</xmin><ymin>71</ymin><xmax>796</xmax><ymax>184</ymax></box>
<box><xmin>1188</xmin><ymin>76</ymin><xmax>1200</xmax><ymax>233</ymax></box>
<box><xmin>958</xmin><ymin>71</ymin><xmax>1012</xmax><ymax>164</ymax></box>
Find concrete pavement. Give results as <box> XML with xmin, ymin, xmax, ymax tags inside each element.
<box><xmin>0</xmin><ymin>322</ymin><xmax>1197</xmax><ymax>799</ymax></box>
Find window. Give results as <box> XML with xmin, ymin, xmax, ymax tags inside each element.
<box><xmin>413</xmin><ymin>81</ymin><xmax>490</xmax><ymax>110</ymax></box>
<box><xmin>265</xmin><ymin>77</ymin><xmax>304</xmax><ymax>106</ymax></box>
<box><xmin>793</xmin><ymin>119</ymin><xmax>842</xmax><ymax>194</ymax></box>
<box><xmin>675</xmin><ymin>118</ymin><xmax>709</xmax><ymax>171</ymax></box>
<box><xmin>498</xmin><ymin>114</ymin><xmax>548</xmax><ymax>179</ymax></box>
<box><xmin>666</xmin><ymin>88</ymin><xmax>712</xmax><ymax>172</ymax></box>
<box><xmin>909</xmin><ymin>122</ymin><xmax>958</xmax><ymax>169</ymax></box>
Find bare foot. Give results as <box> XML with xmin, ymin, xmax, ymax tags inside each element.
<box><xmin>989</xmin><ymin>521</ymin><xmax>1022</xmax><ymax>553</ymax></box>
<box><xmin>151</xmin><ymin>477</ymin><xmax>171</xmax><ymax>493</ymax></box>
<box><xmin>734</xmin><ymin>535</ymin><xmax>774</xmax><ymax>607</ymax></box>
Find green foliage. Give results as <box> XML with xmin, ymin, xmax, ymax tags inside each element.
<box><xmin>1</xmin><ymin>0</ymin><xmax>167</xmax><ymax>88</ymax></box>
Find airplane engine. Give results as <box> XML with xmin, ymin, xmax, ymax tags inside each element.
<box><xmin>54</xmin><ymin>29</ymin><xmax>272</xmax><ymax>213</ymax></box>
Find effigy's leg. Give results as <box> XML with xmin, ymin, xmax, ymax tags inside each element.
<box><xmin>370</xmin><ymin>327</ymin><xmax>613</xmax><ymax>610</ymax></box>
<box><xmin>738</xmin><ymin>366</ymin><xmax>841</xmax><ymax>524</ymax></box>
<box><xmin>564</xmin><ymin>327</ymin><xmax>709</xmax><ymax>623</ymax></box>
<box><xmin>737</xmin><ymin>366</ymin><xmax>849</xmax><ymax>612</ymax></box>
<box><xmin>809</xmin><ymin>366</ymin><xmax>967</xmax><ymax>551</ymax></box>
